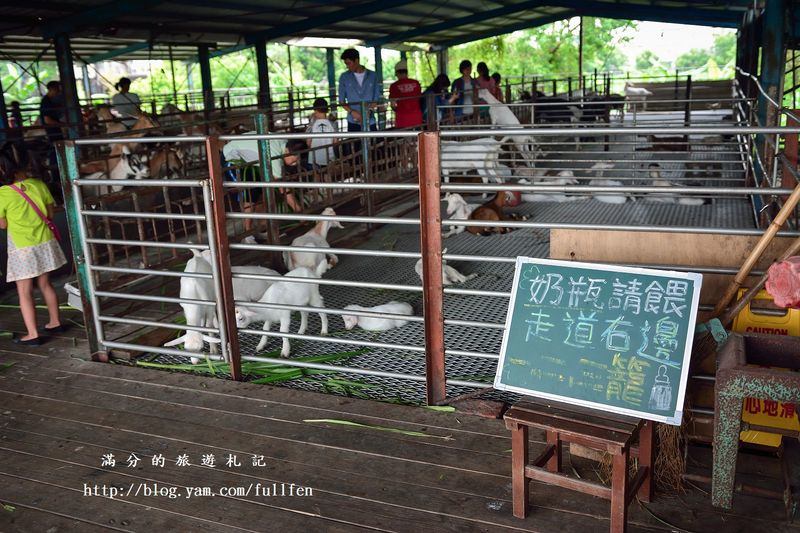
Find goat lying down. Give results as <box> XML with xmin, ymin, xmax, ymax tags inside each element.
<box><xmin>644</xmin><ymin>163</ymin><xmax>707</xmax><ymax>206</ymax></box>
<box><xmin>236</xmin><ymin>261</ymin><xmax>329</xmax><ymax>357</ymax></box>
<box><xmin>587</xmin><ymin>162</ymin><xmax>629</xmax><ymax>204</ymax></box>
<box><xmin>517</xmin><ymin>169</ymin><xmax>584</xmax><ymax>203</ymax></box>
<box><xmin>414</xmin><ymin>249</ymin><xmax>477</xmax><ymax>285</ymax></box>
<box><xmin>283</xmin><ymin>207</ymin><xmax>344</xmax><ymax>271</ymax></box>
<box><xmin>467</xmin><ymin>190</ymin><xmax>522</xmax><ymax>235</ymax></box>
<box><xmin>443</xmin><ymin>193</ymin><xmax>480</xmax><ymax>238</ymax></box>
<box><xmin>341</xmin><ymin>301</ymin><xmax>413</xmax><ymax>331</ymax></box>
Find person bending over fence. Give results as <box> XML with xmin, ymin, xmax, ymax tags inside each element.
<box><xmin>281</xmin><ymin>139</ymin><xmax>313</xmax><ymax>213</ymax></box>
<box><xmin>0</xmin><ymin>143</ymin><xmax>67</xmax><ymax>346</ymax></box>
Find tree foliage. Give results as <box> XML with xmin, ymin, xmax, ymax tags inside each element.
<box><xmin>445</xmin><ymin>17</ymin><xmax>637</xmax><ymax>82</ymax></box>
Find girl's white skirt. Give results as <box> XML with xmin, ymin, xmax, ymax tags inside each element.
<box><xmin>6</xmin><ymin>238</ymin><xmax>67</xmax><ymax>282</ymax></box>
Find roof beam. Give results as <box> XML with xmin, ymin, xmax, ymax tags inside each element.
<box><xmin>435</xmin><ymin>11</ymin><xmax>575</xmax><ymax>48</ymax></box>
<box><xmin>41</xmin><ymin>0</ymin><xmax>164</xmax><ymax>39</ymax></box>
<box><xmin>243</xmin><ymin>0</ymin><xmax>418</xmax><ymax>45</ymax></box>
<box><xmin>543</xmin><ymin>0</ymin><xmax>741</xmax><ymax>28</ymax></box>
<box><xmin>366</xmin><ymin>0</ymin><xmax>553</xmax><ymax>47</ymax></box>
<box><xmin>85</xmin><ymin>42</ymin><xmax>150</xmax><ymax>63</ymax></box>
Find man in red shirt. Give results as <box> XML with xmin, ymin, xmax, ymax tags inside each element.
<box><xmin>389</xmin><ymin>60</ymin><xmax>423</xmax><ymax>129</ymax></box>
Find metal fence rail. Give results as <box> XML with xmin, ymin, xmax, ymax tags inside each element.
<box><xmin>57</xmin><ymin>121</ymin><xmax>800</xmax><ymax>406</ymax></box>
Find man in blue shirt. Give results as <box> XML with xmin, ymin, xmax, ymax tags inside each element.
<box><xmin>338</xmin><ymin>48</ymin><xmax>381</xmax><ymax>155</ymax></box>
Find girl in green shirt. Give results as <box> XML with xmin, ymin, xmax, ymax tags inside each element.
<box><xmin>0</xmin><ymin>144</ymin><xmax>67</xmax><ymax>346</ymax></box>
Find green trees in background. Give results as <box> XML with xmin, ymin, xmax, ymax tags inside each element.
<box><xmin>634</xmin><ymin>32</ymin><xmax>736</xmax><ymax>79</ymax></box>
<box><xmin>1</xmin><ymin>61</ymin><xmax>57</xmax><ymax>106</ymax></box>
<box><xmin>439</xmin><ymin>18</ymin><xmax>636</xmax><ymax>84</ymax></box>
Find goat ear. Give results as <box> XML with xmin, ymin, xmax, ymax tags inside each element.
<box><xmin>191</xmin><ymin>248</ymin><xmax>202</xmax><ymax>258</ymax></box>
<box><xmin>333</xmin><ymin>220</ymin><xmax>344</xmax><ymax>229</ymax></box>
<box><xmin>202</xmin><ymin>335</ymin><xmax>221</xmax><ymax>344</ymax></box>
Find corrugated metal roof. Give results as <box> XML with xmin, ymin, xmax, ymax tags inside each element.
<box><xmin>0</xmin><ymin>0</ymin><xmax>751</xmax><ymax>62</ymax></box>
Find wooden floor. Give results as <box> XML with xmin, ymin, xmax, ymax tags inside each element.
<box><xmin>0</xmin><ymin>309</ymin><xmax>797</xmax><ymax>532</ymax></box>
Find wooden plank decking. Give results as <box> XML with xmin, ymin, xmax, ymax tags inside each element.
<box><xmin>0</xmin><ymin>309</ymin><xmax>797</xmax><ymax>532</ymax></box>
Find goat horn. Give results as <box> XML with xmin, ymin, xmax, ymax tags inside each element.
<box><xmin>163</xmin><ymin>335</ymin><xmax>188</xmax><ymax>347</ymax></box>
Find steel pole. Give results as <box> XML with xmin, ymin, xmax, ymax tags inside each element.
<box><xmin>57</xmin><ymin>141</ymin><xmax>100</xmax><ymax>358</ymax></box>
<box><xmin>418</xmin><ymin>131</ymin><xmax>446</xmax><ymax>405</ymax></box>
<box><xmin>205</xmin><ymin>136</ymin><xmax>242</xmax><ymax>379</ymax></box>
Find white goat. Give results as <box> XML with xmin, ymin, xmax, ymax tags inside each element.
<box><xmin>199</xmin><ymin>250</ymin><xmax>278</xmax><ymax>302</ymax></box>
<box><xmin>443</xmin><ymin>193</ymin><xmax>480</xmax><ymax>238</ymax></box>
<box><xmin>478</xmin><ymin>88</ymin><xmax>538</xmax><ymax>166</ymax></box>
<box><xmin>518</xmin><ymin>170</ymin><xmax>583</xmax><ymax>203</ymax></box>
<box><xmin>341</xmin><ymin>301</ymin><xmax>413</xmax><ymax>331</ymax></box>
<box><xmin>646</xmin><ymin>164</ymin><xmax>706</xmax><ymax>206</ymax></box>
<box><xmin>167</xmin><ymin>251</ymin><xmax>280</xmax><ymax>363</ymax></box>
<box><xmin>589</xmin><ymin>179</ymin><xmax>628</xmax><ymax>204</ymax></box>
<box><xmin>236</xmin><ymin>261</ymin><xmax>329</xmax><ymax>356</ymax></box>
<box><xmin>624</xmin><ymin>83</ymin><xmax>653</xmax><ymax>111</ymax></box>
<box><xmin>164</xmin><ymin>250</ymin><xmax>219</xmax><ymax>355</ymax></box>
<box><xmin>414</xmin><ymin>249</ymin><xmax>477</xmax><ymax>285</ymax></box>
<box><xmin>84</xmin><ymin>147</ymin><xmax>150</xmax><ymax>193</ymax></box>
<box><xmin>283</xmin><ymin>207</ymin><xmax>344</xmax><ymax>271</ymax></box>
<box><xmin>440</xmin><ymin>137</ymin><xmax>505</xmax><ymax>187</ymax></box>
<box><xmin>588</xmin><ymin>161</ymin><xmax>628</xmax><ymax>203</ymax></box>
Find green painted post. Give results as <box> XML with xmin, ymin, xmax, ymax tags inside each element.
<box><xmin>255</xmin><ymin>113</ymin><xmax>280</xmax><ymax>259</ymax></box>
<box><xmin>57</xmin><ymin>141</ymin><xmax>101</xmax><ymax>358</ymax></box>
<box><xmin>326</xmin><ymin>48</ymin><xmax>337</xmax><ymax>104</ymax></box>
<box><xmin>374</xmin><ymin>45</ymin><xmax>386</xmax><ymax>130</ymax></box>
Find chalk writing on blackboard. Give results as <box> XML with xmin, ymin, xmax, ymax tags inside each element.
<box><xmin>495</xmin><ymin>258</ymin><xmax>702</xmax><ymax>425</ymax></box>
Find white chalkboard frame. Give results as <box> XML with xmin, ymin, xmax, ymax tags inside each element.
<box><xmin>493</xmin><ymin>257</ymin><xmax>703</xmax><ymax>426</ymax></box>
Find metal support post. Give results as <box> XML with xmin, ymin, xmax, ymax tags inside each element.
<box><xmin>255</xmin><ymin>39</ymin><xmax>271</xmax><ymax>111</ymax></box>
<box><xmin>198</xmin><ymin>44</ymin><xmax>215</xmax><ymax>114</ymax></box>
<box><xmin>81</xmin><ymin>64</ymin><xmax>92</xmax><ymax>102</ymax></box>
<box><xmin>326</xmin><ymin>48</ymin><xmax>337</xmax><ymax>104</ymax></box>
<box><xmin>361</xmin><ymin>102</ymin><xmax>374</xmax><ymax>228</ymax></box>
<box><xmin>169</xmin><ymin>45</ymin><xmax>178</xmax><ymax>105</ymax></box>
<box><xmin>57</xmin><ymin>141</ymin><xmax>101</xmax><ymax>358</ymax></box>
<box><xmin>418</xmin><ymin>131</ymin><xmax>446</xmax><ymax>405</ymax></box>
<box><xmin>374</xmin><ymin>45</ymin><xmax>384</xmax><ymax>130</ymax></box>
<box><xmin>0</xmin><ymin>72</ymin><xmax>8</xmax><ymax>138</ymax></box>
<box><xmin>436</xmin><ymin>48</ymin><xmax>448</xmax><ymax>76</ymax></box>
<box><xmin>204</xmin><ymin>136</ymin><xmax>242</xmax><ymax>380</ymax></box>
<box><xmin>255</xmin><ymin>113</ymin><xmax>281</xmax><ymax>258</ymax></box>
<box><xmin>683</xmin><ymin>75</ymin><xmax>692</xmax><ymax>148</ymax></box>
<box><xmin>757</xmin><ymin>0</ymin><xmax>787</xmax><ymax>180</ymax></box>
<box><xmin>53</xmin><ymin>33</ymin><xmax>82</xmax><ymax>139</ymax></box>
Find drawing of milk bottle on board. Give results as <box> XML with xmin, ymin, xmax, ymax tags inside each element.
<box><xmin>648</xmin><ymin>365</ymin><xmax>673</xmax><ymax>411</ymax></box>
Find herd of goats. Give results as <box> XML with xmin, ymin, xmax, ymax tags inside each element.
<box><xmin>152</xmin><ymin>83</ymin><xmax>722</xmax><ymax>361</ymax></box>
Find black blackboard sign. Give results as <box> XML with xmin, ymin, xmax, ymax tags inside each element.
<box><xmin>494</xmin><ymin>258</ymin><xmax>703</xmax><ymax>425</ymax></box>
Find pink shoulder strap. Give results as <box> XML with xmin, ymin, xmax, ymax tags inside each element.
<box><xmin>8</xmin><ymin>183</ymin><xmax>62</xmax><ymax>242</ymax></box>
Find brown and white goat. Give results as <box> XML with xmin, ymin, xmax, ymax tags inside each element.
<box><xmin>467</xmin><ymin>191</ymin><xmax>514</xmax><ymax>235</ymax></box>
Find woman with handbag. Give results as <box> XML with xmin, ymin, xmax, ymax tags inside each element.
<box><xmin>0</xmin><ymin>144</ymin><xmax>67</xmax><ymax>346</ymax></box>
